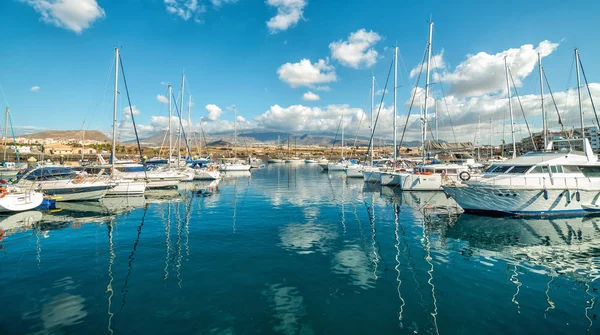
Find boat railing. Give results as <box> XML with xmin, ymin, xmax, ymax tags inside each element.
<box><xmin>467</xmin><ymin>174</ymin><xmax>598</xmax><ymax>189</ymax></box>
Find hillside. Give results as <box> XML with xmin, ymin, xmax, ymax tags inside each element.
<box><xmin>23</xmin><ymin>130</ymin><xmax>111</xmax><ymax>142</ymax></box>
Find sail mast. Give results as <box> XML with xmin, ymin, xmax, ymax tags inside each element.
<box><xmin>575</xmin><ymin>48</ymin><xmax>586</xmax><ymax>155</ymax></box>
<box><xmin>538</xmin><ymin>53</ymin><xmax>547</xmax><ymax>150</ymax></box>
<box><xmin>393</xmin><ymin>46</ymin><xmax>398</xmax><ymax>163</ymax></box>
<box><xmin>371</xmin><ymin>74</ymin><xmax>375</xmax><ymax>165</ymax></box>
<box><xmin>422</xmin><ymin>21</ymin><xmax>433</xmax><ymax>165</ymax></box>
<box><xmin>504</xmin><ymin>56</ymin><xmax>516</xmax><ymax>159</ymax></box>
<box><xmin>233</xmin><ymin>105</ymin><xmax>237</xmax><ymax>158</ymax></box>
<box><xmin>168</xmin><ymin>84</ymin><xmax>172</xmax><ymax>168</ymax></box>
<box><xmin>341</xmin><ymin>108</ymin><xmax>345</xmax><ymax>159</ymax></box>
<box><xmin>178</xmin><ymin>73</ymin><xmax>185</xmax><ymax>164</ymax></box>
<box><xmin>3</xmin><ymin>107</ymin><xmax>7</xmax><ymax>164</ymax></box>
<box><xmin>111</xmin><ymin>47</ymin><xmax>120</xmax><ymax>176</ymax></box>
<box><xmin>81</xmin><ymin>121</ymin><xmax>85</xmax><ymax>162</ymax></box>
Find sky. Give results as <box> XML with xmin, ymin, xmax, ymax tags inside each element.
<box><xmin>1</xmin><ymin>0</ymin><xmax>600</xmax><ymax>145</ymax></box>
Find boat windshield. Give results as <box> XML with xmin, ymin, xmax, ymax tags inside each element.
<box><xmin>22</xmin><ymin>167</ymin><xmax>76</xmax><ymax>181</ymax></box>
<box><xmin>484</xmin><ymin>165</ymin><xmax>513</xmax><ymax>173</ymax></box>
<box><xmin>120</xmin><ymin>166</ymin><xmax>146</xmax><ymax>173</ymax></box>
<box><xmin>505</xmin><ymin>165</ymin><xmax>532</xmax><ymax>174</ymax></box>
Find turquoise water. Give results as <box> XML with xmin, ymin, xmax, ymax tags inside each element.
<box><xmin>1</xmin><ymin>164</ymin><xmax>599</xmax><ymax>334</ymax></box>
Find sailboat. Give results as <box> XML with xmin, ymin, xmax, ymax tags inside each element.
<box><xmin>380</xmin><ymin>21</ymin><xmax>470</xmax><ymax>190</ymax></box>
<box><xmin>220</xmin><ymin>106</ymin><xmax>251</xmax><ymax>171</ymax></box>
<box><xmin>327</xmin><ymin>109</ymin><xmax>348</xmax><ymax>171</ymax></box>
<box><xmin>0</xmin><ymin>107</ymin><xmax>23</xmax><ymax>180</ymax></box>
<box><xmin>268</xmin><ymin>136</ymin><xmax>285</xmax><ymax>163</ymax></box>
<box><xmin>284</xmin><ymin>135</ymin><xmax>303</xmax><ymax>163</ymax></box>
<box><xmin>105</xmin><ymin>48</ymin><xmax>146</xmax><ymax>196</ymax></box>
<box><xmin>443</xmin><ymin>48</ymin><xmax>600</xmax><ymax>216</ymax></box>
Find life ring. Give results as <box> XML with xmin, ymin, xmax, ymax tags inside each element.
<box><xmin>73</xmin><ymin>175</ymin><xmax>84</xmax><ymax>184</ymax></box>
<box><xmin>72</xmin><ymin>222</ymin><xmax>82</xmax><ymax>229</ymax></box>
<box><xmin>0</xmin><ymin>188</ymin><xmax>7</xmax><ymax>199</ymax></box>
<box><xmin>459</xmin><ymin>171</ymin><xmax>471</xmax><ymax>181</ymax></box>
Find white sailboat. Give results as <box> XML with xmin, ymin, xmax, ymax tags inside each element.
<box><xmin>327</xmin><ymin>109</ymin><xmax>348</xmax><ymax>171</ymax></box>
<box><xmin>106</xmin><ymin>47</ymin><xmax>146</xmax><ymax>196</ymax></box>
<box><xmin>220</xmin><ymin>106</ymin><xmax>251</xmax><ymax>172</ymax></box>
<box><xmin>0</xmin><ymin>185</ymin><xmax>44</xmax><ymax>213</ymax></box>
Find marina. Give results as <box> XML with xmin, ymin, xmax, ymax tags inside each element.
<box><xmin>1</xmin><ymin>164</ymin><xmax>599</xmax><ymax>334</ymax></box>
<box><xmin>3</xmin><ymin>0</ymin><xmax>600</xmax><ymax>333</ymax></box>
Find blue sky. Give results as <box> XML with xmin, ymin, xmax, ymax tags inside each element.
<box><xmin>1</xmin><ymin>0</ymin><xmax>600</xmax><ymax>144</ymax></box>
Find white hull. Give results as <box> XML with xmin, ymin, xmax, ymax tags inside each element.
<box><xmin>194</xmin><ymin>168</ymin><xmax>221</xmax><ymax>180</ymax></box>
<box><xmin>362</xmin><ymin>168</ymin><xmax>381</xmax><ymax>183</ymax></box>
<box><xmin>268</xmin><ymin>159</ymin><xmax>285</xmax><ymax>163</ymax></box>
<box><xmin>106</xmin><ymin>179</ymin><xmax>146</xmax><ymax>196</ymax></box>
<box><xmin>285</xmin><ymin>159</ymin><xmax>304</xmax><ymax>164</ymax></box>
<box><xmin>398</xmin><ymin>173</ymin><xmax>444</xmax><ymax>191</ymax></box>
<box><xmin>380</xmin><ymin>172</ymin><xmax>402</xmax><ymax>186</ymax></box>
<box><xmin>345</xmin><ymin>165</ymin><xmax>363</xmax><ymax>178</ymax></box>
<box><xmin>319</xmin><ymin>163</ymin><xmax>328</xmax><ymax>171</ymax></box>
<box><xmin>304</xmin><ymin>160</ymin><xmax>318</xmax><ymax>163</ymax></box>
<box><xmin>18</xmin><ymin>179</ymin><xmax>111</xmax><ymax>201</ymax></box>
<box><xmin>220</xmin><ymin>163</ymin><xmax>251</xmax><ymax>171</ymax></box>
<box><xmin>0</xmin><ymin>191</ymin><xmax>44</xmax><ymax>212</ymax></box>
<box><xmin>443</xmin><ymin>185</ymin><xmax>600</xmax><ymax>216</ymax></box>
<box><xmin>113</xmin><ymin>170</ymin><xmax>184</xmax><ymax>189</ymax></box>
<box><xmin>327</xmin><ymin>163</ymin><xmax>347</xmax><ymax>171</ymax></box>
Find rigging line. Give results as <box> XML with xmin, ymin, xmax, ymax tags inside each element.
<box><xmin>170</xmin><ymin>91</ymin><xmax>192</xmax><ymax>158</ymax></box>
<box><xmin>0</xmin><ymin>84</ymin><xmax>9</xmax><ymax>107</ymax></box>
<box><xmin>577</xmin><ymin>54</ymin><xmax>600</xmax><ymax>128</ymax></box>
<box><xmin>352</xmin><ymin>85</ymin><xmax>372</xmax><ymax>150</ymax></box>
<box><xmin>399</xmin><ymin>46</ymin><xmax>428</xmax><ymax>151</ymax></box>
<box><xmin>118</xmin><ymin>54</ymin><xmax>147</xmax><ymax>178</ymax></box>
<box><xmin>8</xmin><ymin>113</ymin><xmax>20</xmax><ymax>164</ymax></box>
<box><xmin>542</xmin><ymin>68</ymin><xmax>567</xmax><ymax>136</ymax></box>
<box><xmin>118</xmin><ymin>204</ymin><xmax>149</xmax><ymax>313</ymax></box>
<box><xmin>508</xmin><ymin>67</ymin><xmax>536</xmax><ymax>151</ymax></box>
<box><xmin>431</xmin><ymin>54</ymin><xmax>458</xmax><ymax>144</ymax></box>
<box><xmin>564</xmin><ymin>55</ymin><xmax>575</xmax><ymax>124</ymax></box>
<box><xmin>365</xmin><ymin>57</ymin><xmax>394</xmax><ymax>163</ymax></box>
<box><xmin>329</xmin><ymin>115</ymin><xmax>343</xmax><ymax>158</ymax></box>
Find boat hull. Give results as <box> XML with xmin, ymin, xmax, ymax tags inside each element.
<box><xmin>194</xmin><ymin>169</ymin><xmax>221</xmax><ymax>180</ymax></box>
<box><xmin>0</xmin><ymin>192</ymin><xmax>44</xmax><ymax>212</ymax></box>
<box><xmin>380</xmin><ymin>172</ymin><xmax>402</xmax><ymax>186</ymax></box>
<box><xmin>106</xmin><ymin>180</ymin><xmax>146</xmax><ymax>196</ymax></box>
<box><xmin>443</xmin><ymin>185</ymin><xmax>600</xmax><ymax>216</ymax></box>
<box><xmin>345</xmin><ymin>166</ymin><xmax>363</xmax><ymax>178</ymax></box>
<box><xmin>220</xmin><ymin>164</ymin><xmax>251</xmax><ymax>171</ymax></box>
<box><xmin>362</xmin><ymin>169</ymin><xmax>381</xmax><ymax>183</ymax></box>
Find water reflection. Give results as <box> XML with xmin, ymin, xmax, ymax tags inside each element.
<box><xmin>280</xmin><ymin>222</ymin><xmax>336</xmax><ymax>254</ymax></box>
<box><xmin>263</xmin><ymin>284</ymin><xmax>310</xmax><ymax>335</ymax></box>
<box><xmin>332</xmin><ymin>244</ymin><xmax>376</xmax><ymax>289</ymax></box>
<box><xmin>22</xmin><ymin>293</ymin><xmax>88</xmax><ymax>333</ymax></box>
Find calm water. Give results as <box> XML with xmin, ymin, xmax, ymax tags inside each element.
<box><xmin>0</xmin><ymin>164</ymin><xmax>599</xmax><ymax>334</ymax></box>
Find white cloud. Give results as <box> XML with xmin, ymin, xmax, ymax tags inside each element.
<box><xmin>30</xmin><ymin>86</ymin><xmax>40</xmax><ymax>92</ymax></box>
<box><xmin>375</xmin><ymin>88</ymin><xmax>387</xmax><ymax>96</ymax></box>
<box><xmin>254</xmin><ymin>104</ymin><xmax>365</xmax><ymax>133</ymax></box>
<box><xmin>236</xmin><ymin>115</ymin><xmax>247</xmax><ymax>123</ymax></box>
<box><xmin>302</xmin><ymin>92</ymin><xmax>320</xmax><ymax>101</ymax></box>
<box><xmin>164</xmin><ymin>0</ymin><xmax>206</xmax><ymax>22</ymax></box>
<box><xmin>329</xmin><ymin>29</ymin><xmax>382</xmax><ymax>69</ymax></box>
<box><xmin>409</xmin><ymin>50</ymin><xmax>446</xmax><ymax>78</ymax></box>
<box><xmin>210</xmin><ymin>0</ymin><xmax>238</xmax><ymax>7</ymax></box>
<box><xmin>441</xmin><ymin>41</ymin><xmax>559</xmax><ymax>97</ymax></box>
<box><xmin>277</xmin><ymin>58</ymin><xmax>336</xmax><ymax>88</ymax></box>
<box><xmin>266</xmin><ymin>0</ymin><xmax>306</xmax><ymax>34</ymax></box>
<box><xmin>205</xmin><ymin>104</ymin><xmax>222</xmax><ymax>121</ymax></box>
<box><xmin>21</xmin><ymin>0</ymin><xmax>105</xmax><ymax>34</ymax></box>
<box><xmin>122</xmin><ymin>105</ymin><xmax>141</xmax><ymax>119</ymax></box>
<box><xmin>156</xmin><ymin>94</ymin><xmax>169</xmax><ymax>104</ymax></box>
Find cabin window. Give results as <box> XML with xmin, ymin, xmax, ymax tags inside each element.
<box><xmin>489</xmin><ymin>165</ymin><xmax>513</xmax><ymax>173</ymax></box>
<box><xmin>563</xmin><ymin>165</ymin><xmax>581</xmax><ymax>173</ymax></box>
<box><xmin>530</xmin><ymin>166</ymin><xmax>549</xmax><ymax>174</ymax></box>
<box><xmin>550</xmin><ymin>166</ymin><xmax>563</xmax><ymax>174</ymax></box>
<box><xmin>447</xmin><ymin>169</ymin><xmax>457</xmax><ymax>174</ymax></box>
<box><xmin>579</xmin><ymin>166</ymin><xmax>600</xmax><ymax>177</ymax></box>
<box><xmin>506</xmin><ymin>165</ymin><xmax>532</xmax><ymax>174</ymax></box>
<box><xmin>485</xmin><ymin>165</ymin><xmax>498</xmax><ymax>173</ymax></box>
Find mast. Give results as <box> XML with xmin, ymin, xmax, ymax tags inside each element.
<box><xmin>168</xmin><ymin>84</ymin><xmax>172</xmax><ymax>168</ymax></box>
<box><xmin>422</xmin><ymin>21</ymin><xmax>433</xmax><ymax>165</ymax></box>
<box><xmin>188</xmin><ymin>95</ymin><xmax>195</xmax><ymax>157</ymax></box>
<box><xmin>287</xmin><ymin>134</ymin><xmax>290</xmax><ymax>157</ymax></box>
<box><xmin>233</xmin><ymin>105</ymin><xmax>237</xmax><ymax>158</ymax></box>
<box><xmin>371</xmin><ymin>74</ymin><xmax>375</xmax><ymax>165</ymax></box>
<box><xmin>2</xmin><ymin>107</ymin><xmax>7</xmax><ymax>164</ymax></box>
<box><xmin>81</xmin><ymin>121</ymin><xmax>85</xmax><ymax>162</ymax></box>
<box><xmin>504</xmin><ymin>56</ymin><xmax>516</xmax><ymax>159</ymax></box>
<box><xmin>434</xmin><ymin>100</ymin><xmax>439</xmax><ymax>141</ymax></box>
<box><xmin>490</xmin><ymin>118</ymin><xmax>493</xmax><ymax>159</ymax></box>
<box><xmin>178</xmin><ymin>73</ymin><xmax>185</xmax><ymax>164</ymax></box>
<box><xmin>476</xmin><ymin>114</ymin><xmax>481</xmax><ymax>160</ymax></box>
<box><xmin>341</xmin><ymin>108</ymin><xmax>345</xmax><ymax>159</ymax></box>
<box><xmin>575</xmin><ymin>48</ymin><xmax>586</xmax><ymax>156</ymax></box>
<box><xmin>393</xmin><ymin>46</ymin><xmax>398</xmax><ymax>163</ymax></box>
<box><xmin>111</xmin><ymin>47</ymin><xmax>119</xmax><ymax>176</ymax></box>
<box><xmin>538</xmin><ymin>53</ymin><xmax>547</xmax><ymax>150</ymax></box>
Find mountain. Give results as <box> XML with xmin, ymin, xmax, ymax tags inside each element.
<box><xmin>22</xmin><ymin>130</ymin><xmax>110</xmax><ymax>142</ymax></box>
